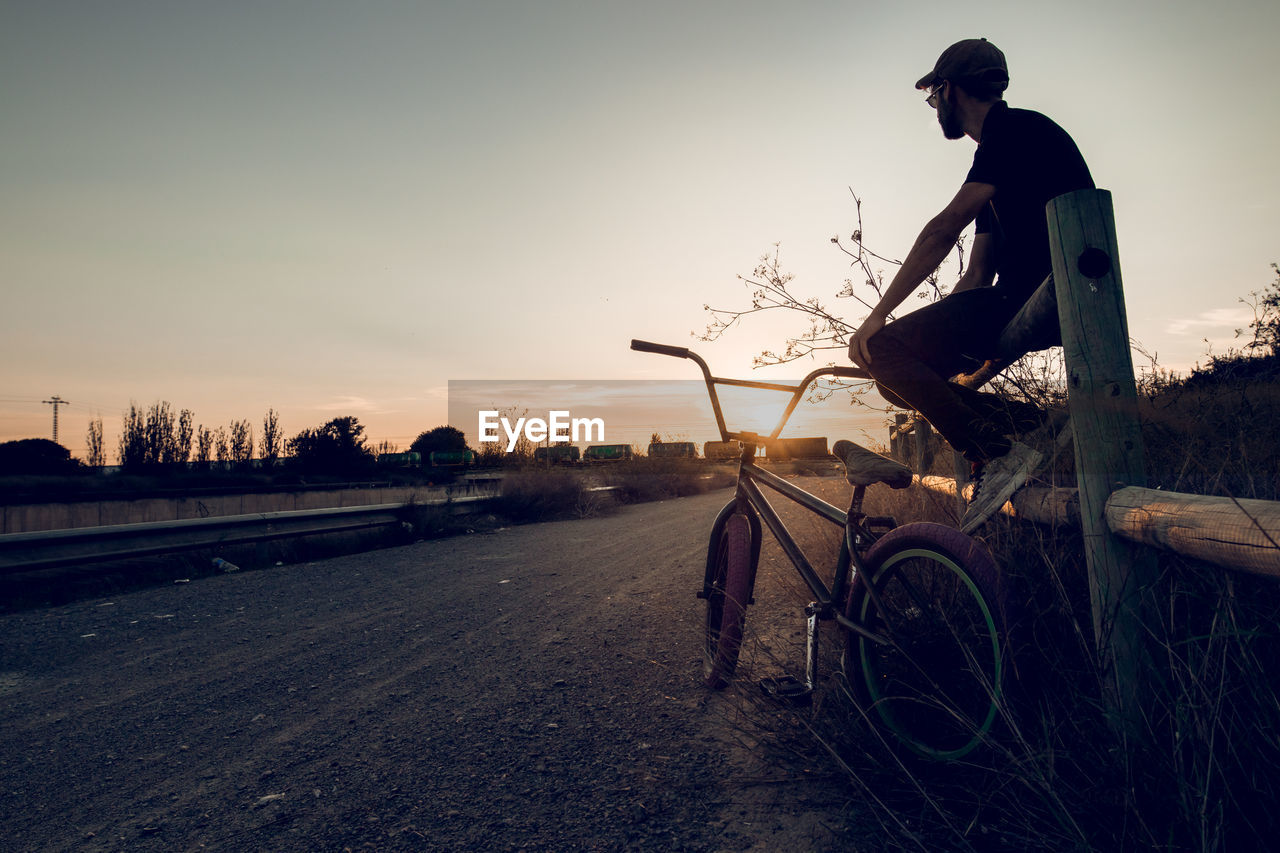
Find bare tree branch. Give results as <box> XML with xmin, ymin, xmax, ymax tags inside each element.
<box><xmin>697</xmin><ymin>190</ymin><xmax>1066</xmax><ymax>414</ymax></box>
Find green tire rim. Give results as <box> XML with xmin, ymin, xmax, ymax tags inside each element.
<box><xmin>858</xmin><ymin>546</ymin><xmax>1002</xmax><ymax>760</ymax></box>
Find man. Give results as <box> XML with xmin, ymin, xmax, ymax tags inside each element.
<box><xmin>846</xmin><ymin>38</ymin><xmax>1094</xmax><ymax>532</ymax></box>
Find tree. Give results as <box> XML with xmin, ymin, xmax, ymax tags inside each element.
<box><xmin>144</xmin><ymin>401</ymin><xmax>180</xmax><ymax>465</ymax></box>
<box><xmin>86</xmin><ymin>418</ymin><xmax>105</xmax><ymax>468</ymax></box>
<box><xmin>702</xmin><ymin>193</ymin><xmax>964</xmax><ymax>367</ymax></box>
<box><xmin>469</xmin><ymin>407</ymin><xmax>535</xmax><ymax>465</ymax></box>
<box><xmin>214</xmin><ymin>426</ymin><xmax>229</xmax><ymax>467</ymax></box>
<box><xmin>195</xmin><ymin>426</ymin><xmax>214</xmax><ymax>468</ymax></box>
<box><xmin>177</xmin><ymin>409</ymin><xmax>194</xmax><ymax>466</ymax></box>
<box><xmin>229</xmin><ymin>419</ymin><xmax>254</xmax><ymax>467</ymax></box>
<box><xmin>287</xmin><ymin>416</ymin><xmax>374</xmax><ymax>474</ymax></box>
<box><xmin>118</xmin><ymin>403</ymin><xmax>147</xmax><ymax>471</ymax></box>
<box><xmin>261</xmin><ymin>409</ymin><xmax>283</xmax><ymax>468</ymax></box>
<box><xmin>118</xmin><ymin>401</ymin><xmax>194</xmax><ymax>471</ymax></box>
<box><xmin>700</xmin><ymin>190</ymin><xmax>1061</xmax><ymax>412</ymax></box>
<box><xmin>0</xmin><ymin>439</ymin><xmax>77</xmax><ymax>475</ymax></box>
<box><xmin>1241</xmin><ymin>262</ymin><xmax>1280</xmax><ymax>356</ymax></box>
<box><xmin>410</xmin><ymin>426</ymin><xmax>469</xmax><ymax>459</ymax></box>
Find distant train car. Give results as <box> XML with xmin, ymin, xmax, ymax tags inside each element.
<box><xmin>428</xmin><ymin>449</ymin><xmax>475</xmax><ymax>467</ymax></box>
<box><xmin>583</xmin><ymin>444</ymin><xmax>633</xmax><ymax>462</ymax></box>
<box><xmin>647</xmin><ymin>441</ymin><xmax>697</xmax><ymax>459</ymax></box>
<box><xmin>534</xmin><ymin>444</ymin><xmax>582</xmax><ymax>464</ymax></box>
<box><xmin>703</xmin><ymin>440</ymin><xmax>744</xmax><ymax>461</ymax></box>
<box><xmin>763</xmin><ymin>436</ymin><xmax>829</xmax><ymax>461</ymax></box>
<box><xmin>377</xmin><ymin>451</ymin><xmax>423</xmax><ymax>468</ymax></box>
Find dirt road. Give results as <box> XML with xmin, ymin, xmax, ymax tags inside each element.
<box><xmin>0</xmin><ymin>489</ymin><xmax>854</xmax><ymax>851</ymax></box>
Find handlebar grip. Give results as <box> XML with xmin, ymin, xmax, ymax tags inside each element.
<box><xmin>630</xmin><ymin>339</ymin><xmax>691</xmax><ymax>359</ymax></box>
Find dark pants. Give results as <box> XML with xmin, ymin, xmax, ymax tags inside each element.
<box><xmin>865</xmin><ymin>288</ymin><xmax>1026</xmax><ymax>463</ymax></box>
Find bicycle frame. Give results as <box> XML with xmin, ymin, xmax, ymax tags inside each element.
<box><xmin>721</xmin><ymin>453</ymin><xmax>897</xmax><ymax>640</ymax></box>
<box><xmin>632</xmin><ymin>341</ymin><xmax>1012</xmax><ymax>756</ymax></box>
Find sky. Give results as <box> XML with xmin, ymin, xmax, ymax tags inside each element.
<box><xmin>2</xmin><ymin>0</ymin><xmax>1277</xmax><ymax>459</ymax></box>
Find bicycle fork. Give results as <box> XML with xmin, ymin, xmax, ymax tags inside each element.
<box><xmin>765</xmin><ymin>514</ymin><xmax>861</xmax><ymax>703</ymax></box>
<box><xmin>803</xmin><ymin>601</ymin><xmax>820</xmax><ymax>692</ymax></box>
<box><xmin>796</xmin><ymin>532</ymin><xmax>854</xmax><ymax>695</ymax></box>
<box><xmin>782</xmin><ymin>492</ymin><xmax>893</xmax><ymax>702</ymax></box>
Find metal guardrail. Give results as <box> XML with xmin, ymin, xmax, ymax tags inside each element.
<box><xmin>0</xmin><ymin>491</ymin><xmax>500</xmax><ymax>575</ymax></box>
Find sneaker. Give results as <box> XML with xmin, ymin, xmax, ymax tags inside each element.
<box><xmin>1021</xmin><ymin>409</ymin><xmax>1072</xmax><ymax>450</ymax></box>
<box><xmin>960</xmin><ymin>441</ymin><xmax>1043</xmax><ymax>534</ymax></box>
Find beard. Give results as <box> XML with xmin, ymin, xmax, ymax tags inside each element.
<box><xmin>937</xmin><ymin>91</ymin><xmax>965</xmax><ymax>140</ymax></box>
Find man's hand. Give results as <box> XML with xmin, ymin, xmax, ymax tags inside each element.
<box><xmin>848</xmin><ymin>314</ymin><xmax>885</xmax><ymax>368</ymax></box>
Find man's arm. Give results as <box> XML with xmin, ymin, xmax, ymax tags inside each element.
<box><xmin>951</xmin><ymin>232</ymin><xmax>996</xmax><ymax>293</ymax></box>
<box><xmin>848</xmin><ymin>181</ymin><xmax>996</xmax><ymax>367</ymax></box>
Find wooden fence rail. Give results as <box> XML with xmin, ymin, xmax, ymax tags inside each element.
<box><xmin>913</xmin><ymin>477</ymin><xmax>1280</xmax><ymax>579</ymax></box>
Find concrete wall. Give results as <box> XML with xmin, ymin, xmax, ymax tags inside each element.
<box><xmin>1</xmin><ymin>485</ymin><xmax>459</xmax><ymax>534</ymax></box>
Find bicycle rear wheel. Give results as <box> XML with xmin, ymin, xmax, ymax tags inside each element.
<box><xmin>704</xmin><ymin>512</ymin><xmax>753</xmax><ymax>689</ymax></box>
<box><xmin>844</xmin><ymin>522</ymin><xmax>1007</xmax><ymax>760</ymax></box>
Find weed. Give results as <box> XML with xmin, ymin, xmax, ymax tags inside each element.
<box><xmin>493</xmin><ymin>469</ymin><xmax>594</xmax><ymax>523</ymax></box>
<box><xmin>601</xmin><ymin>458</ymin><xmax>736</xmax><ymax>504</ymax></box>
<box><xmin>714</xmin><ymin>399</ymin><xmax>1280</xmax><ymax>852</ymax></box>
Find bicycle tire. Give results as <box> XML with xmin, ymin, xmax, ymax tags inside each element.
<box><xmin>844</xmin><ymin>522</ymin><xmax>1008</xmax><ymax>760</ymax></box>
<box><xmin>704</xmin><ymin>512</ymin><xmax>753</xmax><ymax>689</ymax></box>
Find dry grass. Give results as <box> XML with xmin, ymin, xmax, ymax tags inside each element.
<box><xmin>714</xmin><ymin>431</ymin><xmax>1280</xmax><ymax>852</ymax></box>
<box><xmin>1139</xmin><ymin>356</ymin><xmax>1280</xmax><ymax>499</ymax></box>
<box><xmin>493</xmin><ymin>468</ymin><xmax>597</xmax><ymax>522</ymax></box>
<box><xmin>599</xmin><ymin>457</ymin><xmax>737</xmax><ymax>503</ymax></box>
<box><xmin>492</xmin><ymin>459</ymin><xmax>737</xmax><ymax>525</ymax></box>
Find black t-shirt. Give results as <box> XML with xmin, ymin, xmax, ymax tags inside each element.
<box><xmin>967</xmin><ymin>101</ymin><xmax>1094</xmax><ymax>302</ymax></box>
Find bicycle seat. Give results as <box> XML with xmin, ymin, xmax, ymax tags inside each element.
<box><xmin>832</xmin><ymin>439</ymin><xmax>913</xmax><ymax>489</ymax></box>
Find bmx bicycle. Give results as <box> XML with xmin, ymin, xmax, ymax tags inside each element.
<box><xmin>631</xmin><ymin>339</ymin><xmax>1010</xmax><ymax>760</ymax></box>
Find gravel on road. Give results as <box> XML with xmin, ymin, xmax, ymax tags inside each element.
<box><xmin>0</xmin><ymin>489</ymin><xmax>856</xmax><ymax>851</ymax></box>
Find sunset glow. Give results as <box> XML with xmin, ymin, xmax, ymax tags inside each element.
<box><xmin>2</xmin><ymin>2</ymin><xmax>1276</xmax><ymax>459</ymax></box>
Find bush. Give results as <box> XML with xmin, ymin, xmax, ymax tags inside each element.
<box><xmin>600</xmin><ymin>458</ymin><xmax>735</xmax><ymax>503</ymax></box>
<box><xmin>410</xmin><ymin>426</ymin><xmax>469</xmax><ymax>458</ymax></box>
<box><xmin>287</xmin><ymin>416</ymin><xmax>375</xmax><ymax>476</ymax></box>
<box><xmin>493</xmin><ymin>469</ymin><xmax>596</xmax><ymax>523</ymax></box>
<box><xmin>1140</xmin><ymin>352</ymin><xmax>1280</xmax><ymax>499</ymax></box>
<box><xmin>0</xmin><ymin>439</ymin><xmax>78</xmax><ymax>476</ymax></box>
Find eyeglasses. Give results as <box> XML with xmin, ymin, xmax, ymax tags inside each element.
<box><xmin>925</xmin><ymin>80</ymin><xmax>947</xmax><ymax>109</ymax></box>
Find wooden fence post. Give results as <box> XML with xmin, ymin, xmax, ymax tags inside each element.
<box><xmin>891</xmin><ymin>413</ymin><xmax>909</xmax><ymax>462</ymax></box>
<box><xmin>913</xmin><ymin>417</ymin><xmax>934</xmax><ymax>474</ymax></box>
<box><xmin>1048</xmin><ymin>188</ymin><xmax>1160</xmax><ymax>736</ymax></box>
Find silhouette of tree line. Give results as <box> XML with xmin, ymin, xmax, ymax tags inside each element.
<box><xmin>103</xmin><ymin>401</ymin><xmax>285</xmax><ymax>473</ymax></box>
<box><xmin>1</xmin><ymin>404</ymin><xmax>476</xmax><ymax>480</ymax></box>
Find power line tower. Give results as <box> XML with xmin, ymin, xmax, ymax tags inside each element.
<box><xmin>43</xmin><ymin>395</ymin><xmax>70</xmax><ymax>444</ymax></box>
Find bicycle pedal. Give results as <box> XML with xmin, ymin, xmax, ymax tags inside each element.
<box><xmin>759</xmin><ymin>676</ymin><xmax>813</xmax><ymax>706</ymax></box>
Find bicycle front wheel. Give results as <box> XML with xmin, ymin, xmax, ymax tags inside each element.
<box><xmin>844</xmin><ymin>522</ymin><xmax>1007</xmax><ymax>760</ymax></box>
<box><xmin>704</xmin><ymin>512</ymin><xmax>753</xmax><ymax>689</ymax></box>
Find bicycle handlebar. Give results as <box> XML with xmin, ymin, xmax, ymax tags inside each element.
<box><xmin>630</xmin><ymin>338</ymin><xmax>874</xmax><ymax>442</ymax></box>
<box><xmin>630</xmin><ymin>339</ymin><xmax>691</xmax><ymax>359</ymax></box>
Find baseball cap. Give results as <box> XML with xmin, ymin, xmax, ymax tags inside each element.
<box><xmin>915</xmin><ymin>38</ymin><xmax>1009</xmax><ymax>90</ymax></box>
